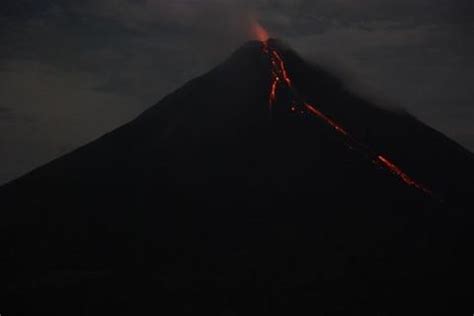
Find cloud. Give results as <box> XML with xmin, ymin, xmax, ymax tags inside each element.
<box><xmin>0</xmin><ymin>59</ymin><xmax>141</xmax><ymax>183</ymax></box>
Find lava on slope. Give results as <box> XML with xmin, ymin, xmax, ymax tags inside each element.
<box><xmin>259</xmin><ymin>37</ymin><xmax>433</xmax><ymax>196</ymax></box>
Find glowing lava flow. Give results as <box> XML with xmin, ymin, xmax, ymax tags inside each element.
<box><xmin>259</xmin><ymin>38</ymin><xmax>433</xmax><ymax>196</ymax></box>
<box><xmin>272</xmin><ymin>51</ymin><xmax>292</xmax><ymax>86</ymax></box>
<box><xmin>269</xmin><ymin>75</ymin><xmax>279</xmax><ymax>107</ymax></box>
<box><xmin>376</xmin><ymin>155</ymin><xmax>432</xmax><ymax>194</ymax></box>
<box><xmin>304</xmin><ymin>103</ymin><xmax>348</xmax><ymax>136</ymax></box>
<box><xmin>267</xmin><ymin>46</ymin><xmax>292</xmax><ymax>108</ymax></box>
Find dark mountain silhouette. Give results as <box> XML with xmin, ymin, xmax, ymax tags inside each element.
<box><xmin>1</xmin><ymin>39</ymin><xmax>474</xmax><ymax>315</ymax></box>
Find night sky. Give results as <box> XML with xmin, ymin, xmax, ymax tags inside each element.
<box><xmin>1</xmin><ymin>0</ymin><xmax>473</xmax><ymax>185</ymax></box>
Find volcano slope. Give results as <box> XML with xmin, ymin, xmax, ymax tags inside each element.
<box><xmin>1</xmin><ymin>40</ymin><xmax>474</xmax><ymax>315</ymax></box>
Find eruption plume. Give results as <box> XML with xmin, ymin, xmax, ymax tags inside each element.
<box><xmin>252</xmin><ymin>21</ymin><xmax>269</xmax><ymax>42</ymax></box>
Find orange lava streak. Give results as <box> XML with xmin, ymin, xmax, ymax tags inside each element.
<box><xmin>269</xmin><ymin>75</ymin><xmax>280</xmax><ymax>106</ymax></box>
<box><xmin>377</xmin><ymin>155</ymin><xmax>432</xmax><ymax>194</ymax></box>
<box><xmin>260</xmin><ymin>41</ymin><xmax>433</xmax><ymax>196</ymax></box>
<box><xmin>272</xmin><ymin>51</ymin><xmax>292</xmax><ymax>86</ymax></box>
<box><xmin>263</xmin><ymin>44</ymin><xmax>293</xmax><ymax>108</ymax></box>
<box><xmin>305</xmin><ymin>101</ymin><xmax>431</xmax><ymax>194</ymax></box>
<box><xmin>304</xmin><ymin>103</ymin><xmax>349</xmax><ymax>136</ymax></box>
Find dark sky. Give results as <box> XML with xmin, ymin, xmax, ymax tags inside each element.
<box><xmin>1</xmin><ymin>0</ymin><xmax>473</xmax><ymax>184</ymax></box>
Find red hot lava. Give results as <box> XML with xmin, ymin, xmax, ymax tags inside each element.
<box><xmin>376</xmin><ymin>155</ymin><xmax>432</xmax><ymax>194</ymax></box>
<box><xmin>256</xmin><ymin>33</ymin><xmax>433</xmax><ymax>196</ymax></box>
<box><xmin>304</xmin><ymin>103</ymin><xmax>349</xmax><ymax>136</ymax></box>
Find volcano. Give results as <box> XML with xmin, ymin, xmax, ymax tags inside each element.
<box><xmin>1</xmin><ymin>39</ymin><xmax>474</xmax><ymax>315</ymax></box>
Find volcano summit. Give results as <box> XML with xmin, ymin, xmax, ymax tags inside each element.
<box><xmin>1</xmin><ymin>39</ymin><xmax>474</xmax><ymax>315</ymax></box>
